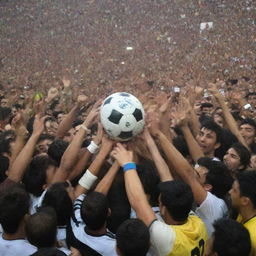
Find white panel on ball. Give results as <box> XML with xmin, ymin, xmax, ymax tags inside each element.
<box><xmin>100</xmin><ymin>92</ymin><xmax>145</xmax><ymax>141</ymax></box>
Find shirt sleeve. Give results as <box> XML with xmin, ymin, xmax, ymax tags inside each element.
<box><xmin>149</xmin><ymin>220</ymin><xmax>176</xmax><ymax>256</ymax></box>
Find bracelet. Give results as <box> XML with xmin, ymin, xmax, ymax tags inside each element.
<box><xmin>80</xmin><ymin>124</ymin><xmax>89</xmax><ymax>132</ymax></box>
<box><xmin>123</xmin><ymin>162</ymin><xmax>136</xmax><ymax>172</ymax></box>
<box><xmin>87</xmin><ymin>141</ymin><xmax>99</xmax><ymax>154</ymax></box>
<box><xmin>78</xmin><ymin>169</ymin><xmax>98</xmax><ymax>190</ymax></box>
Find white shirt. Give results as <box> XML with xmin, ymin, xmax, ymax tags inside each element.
<box><xmin>0</xmin><ymin>234</ymin><xmax>36</xmax><ymax>256</ymax></box>
<box><xmin>195</xmin><ymin>191</ymin><xmax>228</xmax><ymax>236</ymax></box>
<box><xmin>69</xmin><ymin>194</ymin><xmax>117</xmax><ymax>256</ymax></box>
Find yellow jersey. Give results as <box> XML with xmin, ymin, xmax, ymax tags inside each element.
<box><xmin>167</xmin><ymin>215</ymin><xmax>208</xmax><ymax>256</ymax></box>
<box><xmin>237</xmin><ymin>214</ymin><xmax>256</xmax><ymax>256</ymax></box>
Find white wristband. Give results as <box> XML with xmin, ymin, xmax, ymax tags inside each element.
<box><xmin>78</xmin><ymin>169</ymin><xmax>98</xmax><ymax>190</ymax></box>
<box><xmin>87</xmin><ymin>141</ymin><xmax>99</xmax><ymax>154</ymax></box>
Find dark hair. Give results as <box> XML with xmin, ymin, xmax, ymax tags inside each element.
<box><xmin>107</xmin><ymin>180</ymin><xmax>131</xmax><ymax>234</ymax></box>
<box><xmin>240</xmin><ymin>118</ymin><xmax>256</xmax><ymax>130</ymax></box>
<box><xmin>0</xmin><ymin>155</ymin><xmax>9</xmax><ymax>182</ymax></box>
<box><xmin>30</xmin><ymin>248</ymin><xmax>66</xmax><ymax>256</ymax></box>
<box><xmin>158</xmin><ymin>180</ymin><xmax>193</xmax><ymax>222</ymax></box>
<box><xmin>72</xmin><ymin>119</ymin><xmax>83</xmax><ymax>128</ymax></box>
<box><xmin>212</xmin><ymin>218</ymin><xmax>251</xmax><ymax>256</ymax></box>
<box><xmin>116</xmin><ymin>219</ymin><xmax>150</xmax><ymax>256</ymax></box>
<box><xmin>25</xmin><ymin>209</ymin><xmax>57</xmax><ymax>248</ymax></box>
<box><xmin>42</xmin><ymin>182</ymin><xmax>73</xmax><ymax>226</ymax></box>
<box><xmin>0</xmin><ymin>107</ymin><xmax>11</xmax><ymax>121</ymax></box>
<box><xmin>215</xmin><ymin>129</ymin><xmax>238</xmax><ymax>161</ymax></box>
<box><xmin>137</xmin><ymin>158</ymin><xmax>160</xmax><ymax>206</ymax></box>
<box><xmin>230</xmin><ymin>143</ymin><xmax>251</xmax><ymax>170</ymax></box>
<box><xmin>23</xmin><ymin>155</ymin><xmax>56</xmax><ymax>197</ymax></box>
<box><xmin>81</xmin><ymin>191</ymin><xmax>109</xmax><ymax>230</ymax></box>
<box><xmin>201</xmin><ymin>120</ymin><xmax>223</xmax><ymax>144</ymax></box>
<box><xmin>237</xmin><ymin>171</ymin><xmax>256</xmax><ymax>207</ymax></box>
<box><xmin>200</xmin><ymin>102</ymin><xmax>213</xmax><ymax>110</ymax></box>
<box><xmin>197</xmin><ymin>157</ymin><xmax>233</xmax><ymax>198</ymax></box>
<box><xmin>245</xmin><ymin>92</ymin><xmax>256</xmax><ymax>99</ymax></box>
<box><xmin>0</xmin><ymin>185</ymin><xmax>30</xmax><ymax>234</ymax></box>
<box><xmin>50</xmin><ymin>100</ymin><xmax>60</xmax><ymax>111</ymax></box>
<box><xmin>37</xmin><ymin>133</ymin><xmax>55</xmax><ymax>144</ymax></box>
<box><xmin>173</xmin><ymin>136</ymin><xmax>190</xmax><ymax>158</ymax></box>
<box><xmin>0</xmin><ymin>130</ymin><xmax>16</xmax><ymax>154</ymax></box>
<box><xmin>47</xmin><ymin>139</ymin><xmax>69</xmax><ymax>166</ymax></box>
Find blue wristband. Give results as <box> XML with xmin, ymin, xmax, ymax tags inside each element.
<box><xmin>123</xmin><ymin>162</ymin><xmax>136</xmax><ymax>172</ymax></box>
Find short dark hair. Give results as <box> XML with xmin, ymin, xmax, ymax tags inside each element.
<box><xmin>37</xmin><ymin>133</ymin><xmax>55</xmax><ymax>144</ymax></box>
<box><xmin>158</xmin><ymin>180</ymin><xmax>193</xmax><ymax>222</ymax></box>
<box><xmin>0</xmin><ymin>107</ymin><xmax>11</xmax><ymax>121</ymax></box>
<box><xmin>230</xmin><ymin>143</ymin><xmax>251</xmax><ymax>170</ymax></box>
<box><xmin>116</xmin><ymin>219</ymin><xmax>150</xmax><ymax>256</ymax></box>
<box><xmin>31</xmin><ymin>248</ymin><xmax>66</xmax><ymax>256</ymax></box>
<box><xmin>81</xmin><ymin>192</ymin><xmax>109</xmax><ymax>230</ymax></box>
<box><xmin>0</xmin><ymin>185</ymin><xmax>30</xmax><ymax>234</ymax></box>
<box><xmin>23</xmin><ymin>155</ymin><xmax>56</xmax><ymax>197</ymax></box>
<box><xmin>25</xmin><ymin>209</ymin><xmax>57</xmax><ymax>248</ymax></box>
<box><xmin>201</xmin><ymin>120</ymin><xmax>223</xmax><ymax>144</ymax></box>
<box><xmin>42</xmin><ymin>182</ymin><xmax>73</xmax><ymax>226</ymax></box>
<box><xmin>237</xmin><ymin>171</ymin><xmax>256</xmax><ymax>208</ymax></box>
<box><xmin>197</xmin><ymin>157</ymin><xmax>233</xmax><ymax>198</ymax></box>
<box><xmin>240</xmin><ymin>118</ymin><xmax>256</xmax><ymax>130</ymax></box>
<box><xmin>47</xmin><ymin>139</ymin><xmax>69</xmax><ymax>166</ymax></box>
<box><xmin>212</xmin><ymin>218</ymin><xmax>251</xmax><ymax>256</ymax></box>
<box><xmin>137</xmin><ymin>158</ymin><xmax>160</xmax><ymax>206</ymax></box>
<box><xmin>200</xmin><ymin>102</ymin><xmax>213</xmax><ymax>110</ymax></box>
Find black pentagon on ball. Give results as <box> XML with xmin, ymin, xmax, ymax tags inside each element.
<box><xmin>108</xmin><ymin>109</ymin><xmax>123</xmax><ymax>124</ymax></box>
<box><xmin>118</xmin><ymin>131</ymin><xmax>133</xmax><ymax>140</ymax></box>
<box><xmin>119</xmin><ymin>93</ymin><xmax>130</xmax><ymax>97</ymax></box>
<box><xmin>103</xmin><ymin>97</ymin><xmax>113</xmax><ymax>105</ymax></box>
<box><xmin>133</xmin><ymin>108</ymin><xmax>143</xmax><ymax>122</ymax></box>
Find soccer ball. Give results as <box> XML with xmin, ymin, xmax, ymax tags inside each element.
<box><xmin>100</xmin><ymin>92</ymin><xmax>145</xmax><ymax>141</ymax></box>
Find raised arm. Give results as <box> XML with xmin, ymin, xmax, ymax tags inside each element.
<box><xmin>51</xmin><ymin>103</ymin><xmax>99</xmax><ymax>183</ymax></box>
<box><xmin>151</xmin><ymin>126</ymin><xmax>207</xmax><ymax>205</ymax></box>
<box><xmin>143</xmin><ymin>128</ymin><xmax>173</xmax><ymax>182</ymax></box>
<box><xmin>56</xmin><ymin>95</ymin><xmax>88</xmax><ymax>139</ymax></box>
<box><xmin>74</xmin><ymin>136</ymin><xmax>114</xmax><ymax>198</ymax></box>
<box><xmin>208</xmin><ymin>82</ymin><xmax>249</xmax><ymax>150</ymax></box>
<box><xmin>7</xmin><ymin>115</ymin><xmax>46</xmax><ymax>183</ymax></box>
<box><xmin>111</xmin><ymin>143</ymin><xmax>156</xmax><ymax>227</ymax></box>
<box><xmin>95</xmin><ymin>161</ymin><xmax>120</xmax><ymax>195</ymax></box>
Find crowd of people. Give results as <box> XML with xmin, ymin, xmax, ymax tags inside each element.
<box><xmin>0</xmin><ymin>77</ymin><xmax>255</xmax><ymax>256</ymax></box>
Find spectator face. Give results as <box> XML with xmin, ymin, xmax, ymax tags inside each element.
<box><xmin>36</xmin><ymin>139</ymin><xmax>53</xmax><ymax>154</ymax></box>
<box><xmin>196</xmin><ymin>128</ymin><xmax>220</xmax><ymax>156</ymax></box>
<box><xmin>223</xmin><ymin>148</ymin><xmax>243</xmax><ymax>172</ymax></box>
<box><xmin>229</xmin><ymin>180</ymin><xmax>241</xmax><ymax>209</ymax></box>
<box><xmin>213</xmin><ymin>114</ymin><xmax>224</xmax><ymax>128</ymax></box>
<box><xmin>45</xmin><ymin>120</ymin><xmax>58</xmax><ymax>136</ymax></box>
<box><xmin>194</xmin><ymin>165</ymin><xmax>208</xmax><ymax>185</ymax></box>
<box><xmin>248</xmin><ymin>95</ymin><xmax>256</xmax><ymax>107</ymax></box>
<box><xmin>249</xmin><ymin>155</ymin><xmax>256</xmax><ymax>170</ymax></box>
<box><xmin>0</xmin><ymin>99</ymin><xmax>8</xmax><ymax>107</ymax></box>
<box><xmin>201</xmin><ymin>107</ymin><xmax>213</xmax><ymax>116</ymax></box>
<box><xmin>57</xmin><ymin>113</ymin><xmax>66</xmax><ymax>123</ymax></box>
<box><xmin>239</xmin><ymin>124</ymin><xmax>256</xmax><ymax>145</ymax></box>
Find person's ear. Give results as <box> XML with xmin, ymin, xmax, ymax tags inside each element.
<box><xmin>203</xmin><ymin>183</ymin><xmax>213</xmax><ymax>192</ymax></box>
<box><xmin>214</xmin><ymin>142</ymin><xmax>221</xmax><ymax>150</ymax></box>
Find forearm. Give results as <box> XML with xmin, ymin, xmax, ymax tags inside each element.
<box><xmin>95</xmin><ymin>162</ymin><xmax>120</xmax><ymax>195</ymax></box>
<box><xmin>8</xmin><ymin>133</ymin><xmax>40</xmax><ymax>182</ymax></box>
<box><xmin>157</xmin><ymin>131</ymin><xmax>194</xmax><ymax>181</ymax></box>
<box><xmin>146</xmin><ymin>138</ymin><xmax>173</xmax><ymax>182</ymax></box>
<box><xmin>215</xmin><ymin>94</ymin><xmax>249</xmax><ymax>149</ymax></box>
<box><xmin>181</xmin><ymin>125</ymin><xmax>204</xmax><ymax>162</ymax></box>
<box><xmin>188</xmin><ymin>110</ymin><xmax>200</xmax><ymax>137</ymax></box>
<box><xmin>56</xmin><ymin>104</ymin><xmax>79</xmax><ymax>138</ymax></box>
<box><xmin>9</xmin><ymin>135</ymin><xmax>26</xmax><ymax>165</ymax></box>
<box><xmin>124</xmin><ymin>169</ymin><xmax>155</xmax><ymax>226</ymax></box>
<box><xmin>68</xmin><ymin>150</ymin><xmax>92</xmax><ymax>181</ymax></box>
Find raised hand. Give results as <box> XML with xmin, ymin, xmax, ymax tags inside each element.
<box><xmin>111</xmin><ymin>143</ymin><xmax>133</xmax><ymax>166</ymax></box>
<box><xmin>46</xmin><ymin>87</ymin><xmax>59</xmax><ymax>102</ymax></box>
